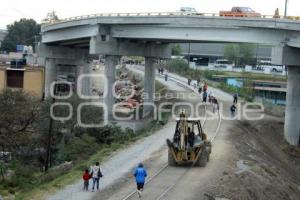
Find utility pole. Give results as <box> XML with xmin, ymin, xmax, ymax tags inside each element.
<box><xmin>284</xmin><ymin>0</ymin><xmax>288</xmax><ymax>17</ymax></box>
<box><xmin>188</xmin><ymin>43</ymin><xmax>191</xmax><ymax>67</ymax></box>
<box><xmin>44</xmin><ymin>84</ymin><xmax>57</xmax><ymax>172</ymax></box>
<box><xmin>255</xmin><ymin>44</ymin><xmax>258</xmax><ymax>66</ymax></box>
<box><xmin>44</xmin><ymin>97</ymin><xmax>55</xmax><ymax>172</ymax></box>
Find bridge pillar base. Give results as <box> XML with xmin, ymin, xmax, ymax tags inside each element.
<box><xmin>77</xmin><ymin>60</ymin><xmax>92</xmax><ymax>97</ymax></box>
<box><xmin>143</xmin><ymin>57</ymin><xmax>156</xmax><ymax>118</ymax></box>
<box><xmin>285</xmin><ymin>66</ymin><xmax>300</xmax><ymax>146</ymax></box>
<box><xmin>104</xmin><ymin>55</ymin><xmax>119</xmax><ymax>121</ymax></box>
<box><xmin>45</xmin><ymin>58</ymin><xmax>56</xmax><ymax>98</ymax></box>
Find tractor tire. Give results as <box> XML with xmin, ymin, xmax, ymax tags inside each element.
<box><xmin>206</xmin><ymin>147</ymin><xmax>211</xmax><ymax>162</ymax></box>
<box><xmin>207</xmin><ymin>152</ymin><xmax>210</xmax><ymax>162</ymax></box>
<box><xmin>168</xmin><ymin>150</ymin><xmax>177</xmax><ymax>166</ymax></box>
<box><xmin>196</xmin><ymin>149</ymin><xmax>208</xmax><ymax>167</ymax></box>
<box><xmin>205</xmin><ymin>142</ymin><xmax>212</xmax><ymax>162</ymax></box>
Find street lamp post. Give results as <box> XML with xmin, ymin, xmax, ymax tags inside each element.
<box><xmin>284</xmin><ymin>0</ymin><xmax>288</xmax><ymax>17</ymax></box>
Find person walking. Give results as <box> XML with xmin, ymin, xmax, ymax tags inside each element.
<box><xmin>273</xmin><ymin>8</ymin><xmax>280</xmax><ymax>18</ymax></box>
<box><xmin>90</xmin><ymin>162</ymin><xmax>103</xmax><ymax>192</ymax></box>
<box><xmin>188</xmin><ymin>78</ymin><xmax>191</xmax><ymax>86</ymax></box>
<box><xmin>164</xmin><ymin>70</ymin><xmax>168</xmax><ymax>81</ymax></box>
<box><xmin>134</xmin><ymin>163</ymin><xmax>147</xmax><ymax>199</ymax></box>
<box><xmin>197</xmin><ymin>78</ymin><xmax>200</xmax><ymax>86</ymax></box>
<box><xmin>230</xmin><ymin>104</ymin><xmax>237</xmax><ymax>118</ymax></box>
<box><xmin>202</xmin><ymin>91</ymin><xmax>207</xmax><ymax>103</ymax></box>
<box><xmin>233</xmin><ymin>93</ymin><xmax>238</xmax><ymax>104</ymax></box>
<box><xmin>83</xmin><ymin>169</ymin><xmax>91</xmax><ymax>191</ymax></box>
<box><xmin>200</xmin><ymin>81</ymin><xmax>204</xmax><ymax>90</ymax></box>
<box><xmin>193</xmin><ymin>82</ymin><xmax>197</xmax><ymax>89</ymax></box>
<box><xmin>198</xmin><ymin>86</ymin><xmax>202</xmax><ymax>94</ymax></box>
<box><xmin>187</xmin><ymin>127</ymin><xmax>195</xmax><ymax>148</ymax></box>
<box><xmin>203</xmin><ymin>82</ymin><xmax>208</xmax><ymax>92</ymax></box>
<box><xmin>208</xmin><ymin>91</ymin><xmax>214</xmax><ymax>103</ymax></box>
<box><xmin>212</xmin><ymin>97</ymin><xmax>219</xmax><ymax>113</ymax></box>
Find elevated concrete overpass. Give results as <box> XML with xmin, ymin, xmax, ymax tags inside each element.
<box><xmin>41</xmin><ymin>14</ymin><xmax>300</xmax><ymax>47</ymax></box>
<box><xmin>38</xmin><ymin>13</ymin><xmax>300</xmax><ymax>146</ymax></box>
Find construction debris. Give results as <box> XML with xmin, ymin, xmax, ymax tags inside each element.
<box><xmin>115</xmin><ymin>68</ymin><xmax>144</xmax><ymax>111</ymax></box>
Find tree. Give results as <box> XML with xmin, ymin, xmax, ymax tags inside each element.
<box><xmin>171</xmin><ymin>44</ymin><xmax>182</xmax><ymax>55</ymax></box>
<box><xmin>224</xmin><ymin>44</ymin><xmax>239</xmax><ymax>65</ymax></box>
<box><xmin>0</xmin><ymin>89</ymin><xmax>42</xmax><ymax>158</ymax></box>
<box><xmin>239</xmin><ymin>44</ymin><xmax>255</xmax><ymax>66</ymax></box>
<box><xmin>224</xmin><ymin>44</ymin><xmax>255</xmax><ymax>66</ymax></box>
<box><xmin>166</xmin><ymin>58</ymin><xmax>189</xmax><ymax>73</ymax></box>
<box><xmin>0</xmin><ymin>19</ymin><xmax>41</xmax><ymax>52</ymax></box>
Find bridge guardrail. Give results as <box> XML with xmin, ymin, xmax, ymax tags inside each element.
<box><xmin>42</xmin><ymin>12</ymin><xmax>300</xmax><ymax>27</ymax></box>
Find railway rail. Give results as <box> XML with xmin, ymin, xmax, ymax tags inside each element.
<box><xmin>122</xmin><ymin>109</ymin><xmax>221</xmax><ymax>200</ymax></box>
<box><xmin>121</xmin><ymin>68</ymin><xmax>222</xmax><ymax>200</ymax></box>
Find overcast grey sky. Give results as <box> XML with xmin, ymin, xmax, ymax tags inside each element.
<box><xmin>0</xmin><ymin>0</ymin><xmax>299</xmax><ymax>29</ymax></box>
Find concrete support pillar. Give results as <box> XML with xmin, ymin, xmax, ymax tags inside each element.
<box><xmin>77</xmin><ymin>60</ymin><xmax>91</xmax><ymax>96</ymax></box>
<box><xmin>143</xmin><ymin>57</ymin><xmax>156</xmax><ymax>117</ymax></box>
<box><xmin>44</xmin><ymin>58</ymin><xmax>56</xmax><ymax>98</ymax></box>
<box><xmin>284</xmin><ymin>66</ymin><xmax>300</xmax><ymax>146</ymax></box>
<box><xmin>104</xmin><ymin>55</ymin><xmax>119</xmax><ymax>121</ymax></box>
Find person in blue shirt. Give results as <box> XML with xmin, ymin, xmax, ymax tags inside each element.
<box><xmin>134</xmin><ymin>163</ymin><xmax>147</xmax><ymax>198</ymax></box>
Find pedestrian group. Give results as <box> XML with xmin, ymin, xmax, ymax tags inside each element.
<box><xmin>83</xmin><ymin>162</ymin><xmax>103</xmax><ymax>192</ymax></box>
<box><xmin>82</xmin><ymin>162</ymin><xmax>148</xmax><ymax>199</ymax></box>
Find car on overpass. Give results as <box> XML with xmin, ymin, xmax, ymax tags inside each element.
<box><xmin>219</xmin><ymin>7</ymin><xmax>261</xmax><ymax>17</ymax></box>
<box><xmin>179</xmin><ymin>7</ymin><xmax>198</xmax><ymax>15</ymax></box>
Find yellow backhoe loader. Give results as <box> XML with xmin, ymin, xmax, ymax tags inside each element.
<box><xmin>166</xmin><ymin>112</ymin><xmax>212</xmax><ymax>167</ymax></box>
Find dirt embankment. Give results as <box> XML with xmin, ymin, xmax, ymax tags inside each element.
<box><xmin>212</xmin><ymin>118</ymin><xmax>300</xmax><ymax>200</ymax></box>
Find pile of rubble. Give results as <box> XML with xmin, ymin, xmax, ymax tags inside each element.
<box><xmin>115</xmin><ymin>69</ymin><xmax>144</xmax><ymax>109</ymax></box>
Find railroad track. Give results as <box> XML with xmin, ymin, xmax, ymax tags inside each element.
<box><xmin>121</xmin><ymin>163</ymin><xmax>169</xmax><ymax>200</ymax></box>
<box><xmin>121</xmin><ymin>109</ymin><xmax>222</xmax><ymax>200</ymax></box>
<box><xmin>121</xmin><ymin>65</ymin><xmax>222</xmax><ymax>200</ymax></box>
<box><xmin>154</xmin><ymin>109</ymin><xmax>222</xmax><ymax>200</ymax></box>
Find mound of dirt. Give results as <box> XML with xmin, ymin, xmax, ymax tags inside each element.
<box><xmin>214</xmin><ymin>118</ymin><xmax>300</xmax><ymax>200</ymax></box>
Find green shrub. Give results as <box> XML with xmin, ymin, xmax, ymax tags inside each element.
<box><xmin>166</xmin><ymin>59</ymin><xmax>189</xmax><ymax>74</ymax></box>
<box><xmin>14</xmin><ymin>165</ymin><xmax>37</xmax><ymax>180</ymax></box>
<box><xmin>64</xmin><ymin>134</ymin><xmax>99</xmax><ymax>161</ymax></box>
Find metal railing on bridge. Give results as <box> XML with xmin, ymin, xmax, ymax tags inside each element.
<box><xmin>42</xmin><ymin>12</ymin><xmax>300</xmax><ymax>27</ymax></box>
